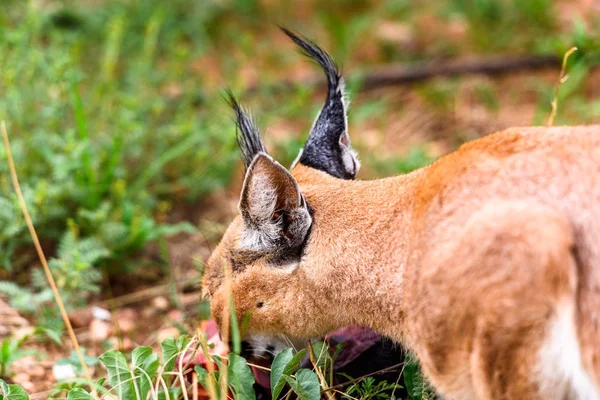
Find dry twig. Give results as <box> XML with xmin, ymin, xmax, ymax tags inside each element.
<box><xmin>247</xmin><ymin>54</ymin><xmax>562</xmax><ymax>94</ymax></box>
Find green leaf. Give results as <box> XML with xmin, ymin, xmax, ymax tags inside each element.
<box><xmin>403</xmin><ymin>358</ymin><xmax>418</xmax><ymax>399</ymax></box>
<box><xmin>160</xmin><ymin>335</ymin><xmax>191</xmax><ymax>372</ymax></box>
<box><xmin>0</xmin><ymin>380</ymin><xmax>29</xmax><ymax>400</ymax></box>
<box><xmin>98</xmin><ymin>349</ymin><xmax>135</xmax><ymax>400</ymax></box>
<box><xmin>270</xmin><ymin>348</ymin><xmax>306</xmax><ymax>400</ymax></box>
<box><xmin>227</xmin><ymin>353</ymin><xmax>256</xmax><ymax>400</ymax></box>
<box><xmin>194</xmin><ymin>365</ymin><xmax>208</xmax><ymax>386</ymax></box>
<box><xmin>285</xmin><ymin>369</ymin><xmax>320</xmax><ymax>400</ymax></box>
<box><xmin>149</xmin><ymin>222</ymin><xmax>197</xmax><ymax>239</ymax></box>
<box><xmin>271</xmin><ymin>348</ymin><xmax>293</xmax><ymax>399</ymax></box>
<box><xmin>309</xmin><ymin>341</ymin><xmax>331</xmax><ymax>371</ymax></box>
<box><xmin>229</xmin><ymin>294</ymin><xmax>241</xmax><ymax>355</ymax></box>
<box><xmin>34</xmin><ymin>327</ymin><xmax>62</xmax><ymax>346</ymax></box>
<box><xmin>132</xmin><ymin>346</ymin><xmax>159</xmax><ymax>400</ymax></box>
<box><xmin>176</xmin><ymin>335</ymin><xmax>191</xmax><ymax>349</ymax></box>
<box><xmin>66</xmin><ymin>388</ymin><xmax>93</xmax><ymax>400</ymax></box>
<box><xmin>160</xmin><ymin>337</ymin><xmax>178</xmax><ymax>372</ymax></box>
<box><xmin>294</xmin><ymin>369</ymin><xmax>320</xmax><ymax>400</ymax></box>
<box><xmin>0</xmin><ymin>338</ymin><xmax>11</xmax><ymax>363</ymax></box>
<box><xmin>157</xmin><ymin>387</ymin><xmax>181</xmax><ymax>400</ymax></box>
<box><xmin>403</xmin><ymin>357</ymin><xmax>433</xmax><ymax>400</ymax></box>
<box><xmin>194</xmin><ymin>365</ymin><xmax>221</xmax><ymax>399</ymax></box>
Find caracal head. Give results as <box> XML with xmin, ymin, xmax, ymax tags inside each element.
<box><xmin>203</xmin><ymin>29</ymin><xmax>359</xmax><ymax>347</ymax></box>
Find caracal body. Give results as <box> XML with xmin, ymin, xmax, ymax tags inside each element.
<box><xmin>204</xmin><ymin>29</ymin><xmax>600</xmax><ymax>400</ymax></box>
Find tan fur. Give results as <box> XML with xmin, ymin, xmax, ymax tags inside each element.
<box><xmin>205</xmin><ymin>126</ymin><xmax>600</xmax><ymax>399</ymax></box>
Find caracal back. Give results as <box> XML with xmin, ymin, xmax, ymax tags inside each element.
<box><xmin>403</xmin><ymin>127</ymin><xmax>600</xmax><ymax>399</ymax></box>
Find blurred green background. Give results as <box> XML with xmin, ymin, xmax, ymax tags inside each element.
<box><xmin>0</xmin><ymin>0</ymin><xmax>599</xmax><ymax>393</ymax></box>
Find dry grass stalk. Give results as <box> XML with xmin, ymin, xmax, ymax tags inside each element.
<box><xmin>307</xmin><ymin>340</ymin><xmax>335</xmax><ymax>400</ymax></box>
<box><xmin>192</xmin><ymin>371</ymin><xmax>199</xmax><ymax>400</ymax></box>
<box><xmin>217</xmin><ymin>261</ymin><xmax>234</xmax><ymax>400</ymax></box>
<box><xmin>547</xmin><ymin>47</ymin><xmax>578</xmax><ymax>126</ymax></box>
<box><xmin>1</xmin><ymin>121</ymin><xmax>96</xmax><ymax>397</ymax></box>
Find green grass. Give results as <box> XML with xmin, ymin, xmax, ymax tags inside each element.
<box><xmin>0</xmin><ymin>1</ymin><xmax>242</xmax><ymax>276</ymax></box>
<box><xmin>443</xmin><ymin>0</ymin><xmax>557</xmax><ymax>52</ymax></box>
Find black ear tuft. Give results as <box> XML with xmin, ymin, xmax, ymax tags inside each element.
<box><xmin>279</xmin><ymin>27</ymin><xmax>342</xmax><ymax>98</ymax></box>
<box><xmin>224</xmin><ymin>89</ymin><xmax>266</xmax><ymax>169</ymax></box>
<box><xmin>280</xmin><ymin>28</ymin><xmax>359</xmax><ymax>180</ymax></box>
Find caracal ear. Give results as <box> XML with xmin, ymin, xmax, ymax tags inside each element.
<box><xmin>282</xmin><ymin>27</ymin><xmax>360</xmax><ymax>179</ymax></box>
<box><xmin>225</xmin><ymin>89</ymin><xmax>311</xmax><ymax>261</ymax></box>
<box><xmin>238</xmin><ymin>153</ymin><xmax>312</xmax><ymax>258</ymax></box>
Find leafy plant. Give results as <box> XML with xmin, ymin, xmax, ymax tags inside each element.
<box><xmin>66</xmin><ymin>388</ymin><xmax>94</xmax><ymax>400</ymax></box>
<box><xmin>283</xmin><ymin>369</ymin><xmax>320</xmax><ymax>400</ymax></box>
<box><xmin>0</xmin><ymin>0</ymin><xmax>236</xmax><ymax>276</ymax></box>
<box><xmin>195</xmin><ymin>352</ymin><xmax>257</xmax><ymax>400</ymax></box>
<box><xmin>50</xmin><ymin>334</ymin><xmax>261</xmax><ymax>400</ymax></box>
<box><xmin>342</xmin><ymin>377</ymin><xmax>402</xmax><ymax>400</ymax></box>
<box><xmin>270</xmin><ymin>348</ymin><xmax>320</xmax><ymax>400</ymax></box>
<box><xmin>0</xmin><ymin>282</ymin><xmax>53</xmax><ymax>315</ymax></box>
<box><xmin>403</xmin><ymin>357</ymin><xmax>435</xmax><ymax>400</ymax></box>
<box><xmin>0</xmin><ymin>379</ymin><xmax>29</xmax><ymax>400</ymax></box>
<box><xmin>45</xmin><ymin>231</ymin><xmax>109</xmax><ymax>306</ymax></box>
<box><xmin>0</xmin><ymin>327</ymin><xmax>62</xmax><ymax>380</ymax></box>
<box><xmin>160</xmin><ymin>335</ymin><xmax>192</xmax><ymax>372</ymax></box>
<box><xmin>99</xmin><ymin>347</ymin><xmax>159</xmax><ymax>400</ymax></box>
<box><xmin>0</xmin><ymin>336</ymin><xmax>35</xmax><ymax>378</ymax></box>
<box><xmin>58</xmin><ymin>341</ymin><xmax>177</xmax><ymax>399</ymax></box>
<box><xmin>0</xmin><ymin>231</ymin><xmax>109</xmax><ymax>317</ymax></box>
<box><xmin>56</xmin><ymin>349</ymin><xmax>99</xmax><ymax>377</ymax></box>
<box><xmin>224</xmin><ymin>353</ymin><xmax>256</xmax><ymax>399</ymax></box>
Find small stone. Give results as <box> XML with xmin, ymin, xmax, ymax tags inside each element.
<box><xmin>103</xmin><ymin>337</ymin><xmax>119</xmax><ymax>349</ymax></box>
<box><xmin>28</xmin><ymin>364</ymin><xmax>46</xmax><ymax>378</ymax></box>
<box><xmin>13</xmin><ymin>355</ymin><xmax>36</xmax><ymax>368</ymax></box>
<box><xmin>141</xmin><ymin>307</ymin><xmax>156</xmax><ymax>319</ymax></box>
<box><xmin>117</xmin><ymin>318</ymin><xmax>136</xmax><ymax>333</ymax></box>
<box><xmin>120</xmin><ymin>336</ymin><xmax>134</xmax><ymax>351</ymax></box>
<box><xmin>166</xmin><ymin>309</ymin><xmax>182</xmax><ymax>322</ymax></box>
<box><xmin>156</xmin><ymin>327</ymin><xmax>180</xmax><ymax>343</ymax></box>
<box><xmin>90</xmin><ymin>319</ymin><xmax>111</xmax><ymax>342</ymax></box>
<box><xmin>13</xmin><ymin>326</ymin><xmax>35</xmax><ymax>341</ymax></box>
<box><xmin>68</xmin><ymin>308</ymin><xmax>94</xmax><ymax>328</ymax></box>
<box><xmin>91</xmin><ymin>306</ymin><xmax>111</xmax><ymax>321</ymax></box>
<box><xmin>22</xmin><ymin>381</ymin><xmax>35</xmax><ymax>392</ymax></box>
<box><xmin>116</xmin><ymin>309</ymin><xmax>136</xmax><ymax>333</ymax></box>
<box><xmin>12</xmin><ymin>373</ymin><xmax>34</xmax><ymax>391</ymax></box>
<box><xmin>53</xmin><ymin>363</ymin><xmax>76</xmax><ymax>381</ymax></box>
<box><xmin>12</xmin><ymin>373</ymin><xmax>29</xmax><ymax>383</ymax></box>
<box><xmin>0</xmin><ymin>326</ymin><xmax>10</xmax><ymax>337</ymax></box>
<box><xmin>151</xmin><ymin>296</ymin><xmax>170</xmax><ymax>311</ymax></box>
<box><xmin>375</xmin><ymin>21</ymin><xmax>414</xmax><ymax>46</ymax></box>
<box><xmin>118</xmin><ymin>307</ymin><xmax>137</xmax><ymax>318</ymax></box>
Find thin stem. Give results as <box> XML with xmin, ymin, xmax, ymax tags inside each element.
<box><xmin>1</xmin><ymin>121</ymin><xmax>96</xmax><ymax>395</ymax></box>
<box><xmin>547</xmin><ymin>47</ymin><xmax>578</xmax><ymax>127</ymax></box>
